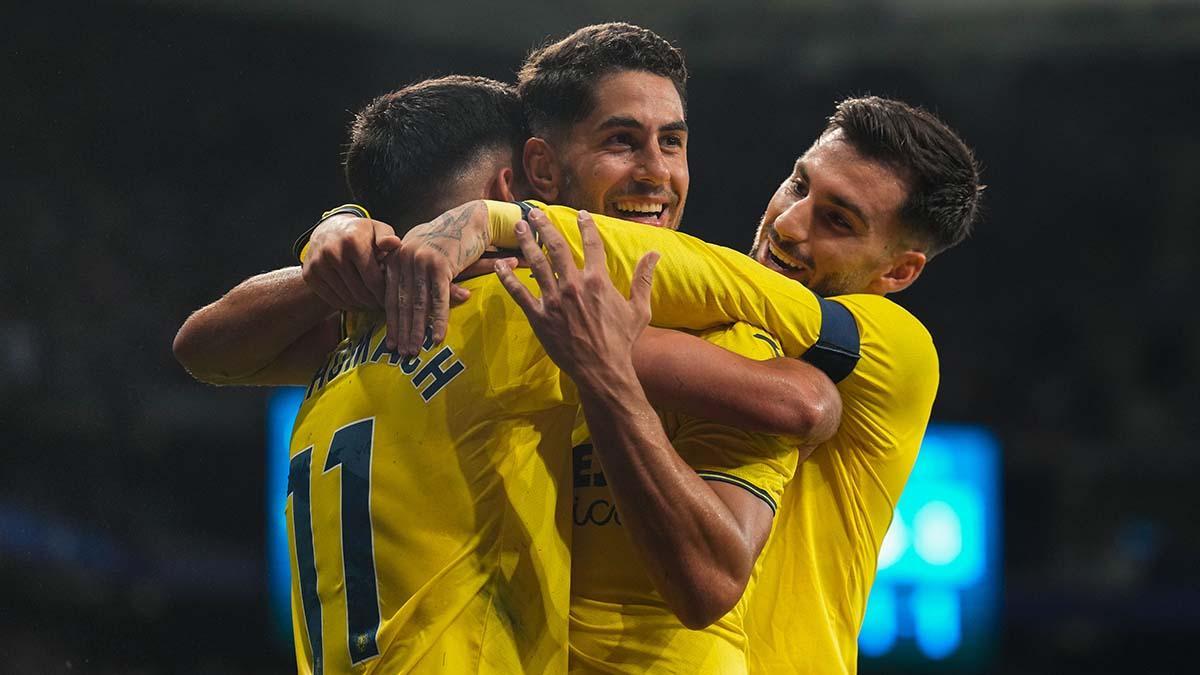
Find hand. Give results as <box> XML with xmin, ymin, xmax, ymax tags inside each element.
<box><xmin>378</xmin><ymin>242</ymin><xmax>515</xmax><ymax>351</ymax></box>
<box><xmin>302</xmin><ymin>215</ymin><xmax>394</xmax><ymax>310</ymax></box>
<box><xmin>496</xmin><ymin>209</ymin><xmax>659</xmax><ymax>386</ymax></box>
<box><xmin>388</xmin><ymin>201</ymin><xmax>490</xmax><ymax>355</ymax></box>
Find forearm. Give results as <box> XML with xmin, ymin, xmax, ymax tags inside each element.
<box><xmin>576</xmin><ymin>363</ymin><xmax>757</xmax><ymax>628</ymax></box>
<box><xmin>489</xmin><ymin>202</ymin><xmax>826</xmax><ymax>356</ymax></box>
<box><xmin>634</xmin><ymin>327</ymin><xmax>841</xmax><ymax>440</ymax></box>
<box><xmin>173</xmin><ymin>267</ymin><xmax>337</xmax><ymax>385</ymax></box>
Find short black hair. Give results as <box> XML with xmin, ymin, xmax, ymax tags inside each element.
<box><xmin>517</xmin><ymin>22</ymin><xmax>688</xmax><ymax>139</ymax></box>
<box><xmin>826</xmin><ymin>96</ymin><xmax>983</xmax><ymax>257</ymax></box>
<box><xmin>344</xmin><ymin>75</ymin><xmax>526</xmax><ymax>225</ymax></box>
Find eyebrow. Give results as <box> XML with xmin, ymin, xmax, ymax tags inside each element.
<box><xmin>797</xmin><ymin>160</ymin><xmax>871</xmax><ymax>229</ymax></box>
<box><xmin>598</xmin><ymin>116</ymin><xmax>689</xmax><ymax>134</ymax></box>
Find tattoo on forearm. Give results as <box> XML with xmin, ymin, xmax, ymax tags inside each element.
<box><xmin>413</xmin><ymin>202</ymin><xmax>482</xmax><ymax>265</ymax></box>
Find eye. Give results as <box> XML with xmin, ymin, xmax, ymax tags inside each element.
<box><xmin>827</xmin><ymin>212</ymin><xmax>852</xmax><ymax>231</ymax></box>
<box><xmin>605</xmin><ymin>133</ymin><xmax>635</xmax><ymax>148</ymax></box>
<box><xmin>662</xmin><ymin>133</ymin><xmax>685</xmax><ymax>148</ymax></box>
<box><xmin>790</xmin><ymin>179</ymin><xmax>808</xmax><ymax>198</ymax></box>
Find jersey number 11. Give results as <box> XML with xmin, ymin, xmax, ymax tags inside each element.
<box><xmin>288</xmin><ymin>417</ymin><xmax>381</xmax><ymax>673</ymax></box>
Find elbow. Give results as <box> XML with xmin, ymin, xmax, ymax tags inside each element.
<box><xmin>667</xmin><ymin>561</ymin><xmax>753</xmax><ymax>630</ymax></box>
<box><xmin>672</xmin><ymin>575</ymin><xmax>747</xmax><ymax>630</ymax></box>
<box><xmin>173</xmin><ymin>317</ymin><xmax>232</xmax><ymax>385</ymax></box>
<box><xmin>766</xmin><ymin>384</ymin><xmax>841</xmax><ymax>443</ymax></box>
<box><xmin>172</xmin><ymin>320</ymin><xmax>205</xmax><ymax>375</ymax></box>
<box><xmin>790</xmin><ymin>391</ymin><xmax>842</xmax><ymax>443</ymax></box>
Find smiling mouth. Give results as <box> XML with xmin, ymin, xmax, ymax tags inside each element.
<box><xmin>765</xmin><ymin>240</ymin><xmax>805</xmax><ymax>272</ymax></box>
<box><xmin>612</xmin><ymin>200</ymin><xmax>668</xmax><ymax>226</ymax></box>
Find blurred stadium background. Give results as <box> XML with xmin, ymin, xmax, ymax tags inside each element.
<box><xmin>5</xmin><ymin>0</ymin><xmax>1199</xmax><ymax>672</ymax></box>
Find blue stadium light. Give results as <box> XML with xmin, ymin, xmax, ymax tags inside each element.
<box><xmin>267</xmin><ymin>387</ymin><xmax>306</xmax><ymax>644</ymax></box>
<box><xmin>859</xmin><ymin>423</ymin><xmax>1001</xmax><ymax>668</ymax></box>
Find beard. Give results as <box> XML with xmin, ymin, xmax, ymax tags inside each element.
<box><xmin>750</xmin><ymin>220</ymin><xmax>861</xmax><ymax>298</ymax></box>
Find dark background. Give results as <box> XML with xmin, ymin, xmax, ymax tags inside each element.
<box><xmin>4</xmin><ymin>1</ymin><xmax>1199</xmax><ymax>672</ymax></box>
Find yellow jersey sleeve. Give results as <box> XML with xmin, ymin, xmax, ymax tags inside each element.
<box><xmin>491</xmin><ymin>200</ymin><xmax>828</xmax><ymax>358</ymax></box>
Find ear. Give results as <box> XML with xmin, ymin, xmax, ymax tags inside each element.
<box><xmin>874</xmin><ymin>250</ymin><xmax>927</xmax><ymax>294</ymax></box>
<box><xmin>485</xmin><ymin>166</ymin><xmax>515</xmax><ymax>202</ymax></box>
<box><xmin>523</xmin><ymin>137</ymin><xmax>560</xmax><ymax>202</ymax></box>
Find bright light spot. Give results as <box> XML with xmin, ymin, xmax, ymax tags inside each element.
<box><xmin>877</xmin><ymin>509</ymin><xmax>908</xmax><ymax>571</ymax></box>
<box><xmin>913</xmin><ymin>587</ymin><xmax>961</xmax><ymax>659</ymax></box>
<box><xmin>913</xmin><ymin>501</ymin><xmax>962</xmax><ymax>566</ymax></box>
<box><xmin>858</xmin><ymin>586</ymin><xmax>897</xmax><ymax>657</ymax></box>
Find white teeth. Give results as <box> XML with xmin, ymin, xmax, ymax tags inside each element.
<box><xmin>615</xmin><ymin>201</ymin><xmax>664</xmax><ymax>215</ymax></box>
<box><xmin>768</xmin><ymin>243</ymin><xmax>802</xmax><ymax>270</ymax></box>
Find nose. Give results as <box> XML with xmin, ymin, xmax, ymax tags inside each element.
<box><xmin>773</xmin><ymin>198</ymin><xmax>811</xmax><ymax>243</ymax></box>
<box><xmin>635</xmin><ymin>143</ymin><xmax>671</xmax><ymax>186</ymax></box>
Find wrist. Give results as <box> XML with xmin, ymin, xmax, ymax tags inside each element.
<box><xmin>573</xmin><ymin>357</ymin><xmax>642</xmax><ymax>403</ymax></box>
<box><xmin>294</xmin><ymin>203</ymin><xmax>370</xmax><ymax>261</ymax></box>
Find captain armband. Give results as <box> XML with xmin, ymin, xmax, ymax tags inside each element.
<box><xmin>292</xmin><ymin>203</ymin><xmax>372</xmax><ymax>262</ymax></box>
<box><xmin>800</xmin><ymin>298</ymin><xmax>861</xmax><ymax>383</ymax></box>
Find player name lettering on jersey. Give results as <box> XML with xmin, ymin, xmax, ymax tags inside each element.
<box><xmin>305</xmin><ymin>325</ymin><xmax>466</xmax><ymax>402</ymax></box>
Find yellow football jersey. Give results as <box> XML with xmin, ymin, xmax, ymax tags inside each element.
<box><xmin>286</xmin><ymin>271</ymin><xmax>578</xmax><ymax>675</ymax></box>
<box><xmin>744</xmin><ymin>296</ymin><xmax>938</xmax><ymax>675</ymax></box>
<box><xmin>568</xmin><ymin>322</ymin><xmax>797</xmax><ymax>674</ymax></box>
<box><xmin>506</xmin><ymin>202</ymin><xmax>828</xmax><ymax>355</ymax></box>
<box><xmin>494</xmin><ymin>204</ymin><xmax>938</xmax><ymax>673</ymax></box>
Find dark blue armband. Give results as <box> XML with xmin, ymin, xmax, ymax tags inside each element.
<box><xmin>800</xmin><ymin>298</ymin><xmax>860</xmax><ymax>383</ymax></box>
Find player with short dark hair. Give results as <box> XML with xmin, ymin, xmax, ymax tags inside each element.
<box><xmin>823</xmin><ymin>95</ymin><xmax>980</xmax><ymax>256</ymax></box>
<box><xmin>270</xmin><ymin>76</ymin><xmax>580</xmax><ymax>675</ymax></box>
<box><xmin>517</xmin><ymin>22</ymin><xmax>688</xmax><ymax>142</ymax></box>
<box><xmin>344</xmin><ymin>75</ymin><xmax>528</xmax><ymax>227</ymax></box>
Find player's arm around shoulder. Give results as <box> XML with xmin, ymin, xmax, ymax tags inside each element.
<box><xmin>173</xmin><ymin>266</ymin><xmax>342</xmax><ymax>386</ymax></box>
<box><xmin>633</xmin><ymin>325</ymin><xmax>842</xmax><ymax>442</ymax></box>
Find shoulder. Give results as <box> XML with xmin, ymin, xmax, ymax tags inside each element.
<box><xmin>831</xmin><ymin>294</ymin><xmax>937</xmax><ymax>368</ymax></box>
<box><xmin>830</xmin><ymin>294</ymin><xmax>939</xmax><ymax>417</ymax></box>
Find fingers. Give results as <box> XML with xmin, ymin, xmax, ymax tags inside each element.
<box><xmin>629</xmin><ymin>251</ymin><xmax>660</xmax><ymax>326</ymax></box>
<box><xmin>408</xmin><ymin>259</ymin><xmax>429</xmax><ymax>357</ymax></box>
<box><xmin>347</xmin><ymin>244</ymin><xmax>383</xmax><ymax>308</ymax></box>
<box><xmin>396</xmin><ymin>248</ymin><xmax>414</xmax><ymax>353</ymax></box>
<box><xmin>376</xmin><ymin>234</ymin><xmax>403</xmax><ymax>254</ymax></box>
<box><xmin>449</xmin><ymin>284</ymin><xmax>472</xmax><ymax>307</ymax></box>
<box><xmin>458</xmin><ymin>257</ymin><xmax>506</xmax><ymax>281</ymax></box>
<box><xmin>304</xmin><ymin>250</ymin><xmax>358</xmax><ymax>309</ymax></box>
<box><xmin>529</xmin><ymin>209</ymin><xmax>578</xmax><ymax>284</ymax></box>
<box><xmin>428</xmin><ymin>269</ymin><xmax>450</xmax><ymax>346</ymax></box>
<box><xmin>365</xmin><ymin>221</ymin><xmax>397</xmax><ymax>307</ymax></box>
<box><xmin>514</xmin><ymin>218</ymin><xmax>559</xmax><ymax>296</ymax></box>
<box><xmin>384</xmin><ymin>252</ymin><xmax>402</xmax><ymax>350</ymax></box>
<box><xmin>302</xmin><ymin>262</ymin><xmax>348</xmax><ymax>310</ymax></box>
<box><xmin>495</xmin><ymin>259</ymin><xmax>541</xmax><ymax>319</ymax></box>
<box><xmin>578</xmin><ymin>210</ymin><xmax>609</xmax><ymax>275</ymax></box>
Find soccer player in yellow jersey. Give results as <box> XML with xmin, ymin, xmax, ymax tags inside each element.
<box><xmin>268</xmin><ymin>77</ymin><xmax>587</xmax><ymax>675</ymax></box>
<box><xmin>391</xmin><ymin>97</ymin><xmax>981</xmax><ymax>675</ymax></box>
<box><xmin>176</xmin><ymin>26</ymin><xmax>844</xmax><ymax>674</ymax></box>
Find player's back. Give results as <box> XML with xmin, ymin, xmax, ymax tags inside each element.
<box><xmin>286</xmin><ymin>271</ymin><xmax>577</xmax><ymax>675</ymax></box>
